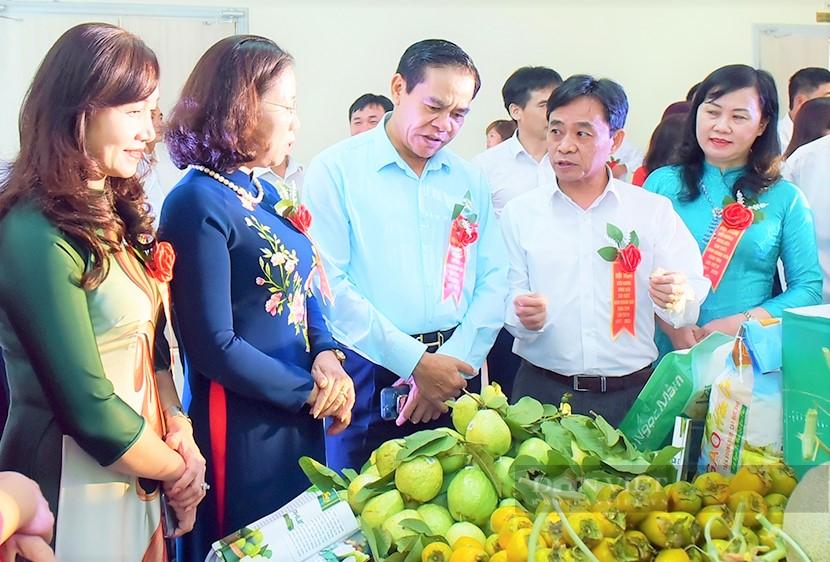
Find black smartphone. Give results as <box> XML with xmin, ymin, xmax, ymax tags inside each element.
<box><xmin>380</xmin><ymin>385</ymin><xmax>410</xmax><ymax>421</ymax></box>
<box><xmin>160</xmin><ymin>491</ymin><xmax>179</xmax><ymax>539</ymax></box>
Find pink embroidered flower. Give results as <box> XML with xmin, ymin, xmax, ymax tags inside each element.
<box><xmin>255</xmin><ymin>277</ymin><xmax>265</xmax><ymax>286</ymax></box>
<box><xmin>287</xmin><ymin>289</ymin><xmax>306</xmax><ymax>327</ymax></box>
<box><xmin>265</xmin><ymin>293</ymin><xmax>282</xmax><ymax>316</ymax></box>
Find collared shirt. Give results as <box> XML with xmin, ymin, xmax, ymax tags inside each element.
<box><xmin>304</xmin><ymin>116</ymin><xmax>508</xmax><ymax>378</ymax></box>
<box><xmin>472</xmin><ymin>132</ymin><xmax>554</xmax><ymax>218</ymax></box>
<box><xmin>253</xmin><ymin>156</ymin><xmax>305</xmax><ymax>199</ymax></box>
<box><xmin>500</xmin><ymin>172</ymin><xmax>709</xmax><ymax>376</ymax></box>
<box><xmin>783</xmin><ymin>134</ymin><xmax>830</xmax><ymax>303</ymax></box>
<box><xmin>778</xmin><ymin>114</ymin><xmax>794</xmax><ymax>151</ymax></box>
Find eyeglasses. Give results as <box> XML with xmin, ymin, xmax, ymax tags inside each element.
<box><xmin>263</xmin><ymin>100</ymin><xmax>298</xmax><ymax>115</ymax></box>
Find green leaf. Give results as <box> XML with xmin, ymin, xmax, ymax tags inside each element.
<box><xmin>342</xmin><ymin>468</ymin><xmax>358</xmax><ymax>483</ymax></box>
<box><xmin>753</xmin><ymin>210</ymin><xmax>766</xmax><ymax>224</ymax></box>
<box><xmin>606</xmin><ymin>223</ymin><xmax>624</xmax><ymax>245</ymax></box>
<box><xmin>298</xmin><ymin>456</ymin><xmax>348</xmax><ymax>491</ymax></box>
<box><xmin>397</xmin><ymin>431</ymin><xmax>457</xmax><ymax>462</ymax></box>
<box><xmin>451</xmin><ymin>203</ymin><xmax>464</xmax><ymax>219</ymax></box>
<box><xmin>540</xmin><ymin>421</ymin><xmax>573</xmax><ymax>454</ymax></box>
<box><xmin>582</xmin><ymin>470</ymin><xmax>627</xmax><ymax>487</ymax></box>
<box><xmin>722</xmin><ymin>195</ymin><xmax>736</xmax><ymax>205</ymax></box>
<box><xmin>542</xmin><ymin>404</ymin><xmax>559</xmax><ymax>418</ymax></box>
<box><xmin>484</xmin><ymin>394</ymin><xmax>509</xmax><ymax>412</ymax></box>
<box><xmin>629</xmin><ymin>230</ymin><xmax>640</xmax><ymax>248</ymax></box>
<box><xmin>602</xmin><ymin>453</ymin><xmax>651</xmax><ymax>475</ymax></box>
<box><xmin>402</xmin><ymin>538</ymin><xmax>425</xmax><ymax>562</ymax></box>
<box><xmin>354</xmin><ymin>472</ymin><xmax>395</xmax><ymax>504</ymax></box>
<box><xmin>505</xmin><ymin>417</ymin><xmax>535</xmax><ymax>442</ymax></box>
<box><xmin>467</xmin><ymin>213</ymin><xmax>478</xmax><ymax>223</ymax></box>
<box><xmin>597</xmin><ymin>246</ymin><xmax>619</xmax><ymax>262</ymax></box>
<box><xmin>593</xmin><ymin>414</ymin><xmax>624</xmax><ymax>449</ymax></box>
<box><xmin>559</xmin><ymin>416</ymin><xmax>609</xmax><ymax>459</ymax></box>
<box><xmin>463</xmin><ymin>443</ymin><xmax>499</xmax><ymax>491</ymax></box>
<box><xmin>506</xmin><ymin>396</ymin><xmax>545</xmax><ymax>426</ymax></box>
<box><xmin>401</xmin><ymin>518</ymin><xmax>433</xmax><ymax>536</ymax></box>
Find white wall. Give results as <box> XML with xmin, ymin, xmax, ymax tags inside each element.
<box><xmin>3</xmin><ymin>0</ymin><xmax>827</xmax><ymax>164</ymax></box>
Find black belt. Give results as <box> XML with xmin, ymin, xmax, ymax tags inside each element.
<box><xmin>410</xmin><ymin>327</ymin><xmax>456</xmax><ymax>351</ymax></box>
<box><xmin>548</xmin><ymin>365</ymin><xmax>652</xmax><ymax>393</ymax></box>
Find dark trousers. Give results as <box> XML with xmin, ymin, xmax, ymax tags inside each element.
<box><xmin>485</xmin><ymin>328</ymin><xmax>520</xmax><ymax>399</ymax></box>
<box><xmin>512</xmin><ymin>360</ymin><xmax>652</xmax><ymax>428</ymax></box>
<box><xmin>325</xmin><ymin>348</ymin><xmax>480</xmax><ymax>473</ymax></box>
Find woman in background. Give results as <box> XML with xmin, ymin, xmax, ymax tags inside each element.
<box><xmin>0</xmin><ymin>23</ymin><xmax>205</xmax><ymax>561</ymax></box>
<box><xmin>160</xmin><ymin>35</ymin><xmax>354</xmax><ymax>561</ymax></box>
<box><xmin>485</xmin><ymin>119</ymin><xmax>517</xmax><ymax>148</ymax></box>
<box><xmin>784</xmin><ymin>97</ymin><xmax>830</xmax><ymax>158</ymax></box>
<box><xmin>644</xmin><ymin>64</ymin><xmax>821</xmax><ymax>355</ymax></box>
<box><xmin>632</xmin><ymin>113</ymin><xmax>688</xmax><ymax>186</ymax></box>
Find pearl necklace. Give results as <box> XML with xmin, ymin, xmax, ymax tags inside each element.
<box><xmin>698</xmin><ymin>182</ymin><xmax>722</xmax><ymax>247</ymax></box>
<box><xmin>192</xmin><ymin>165</ymin><xmax>264</xmax><ymax>208</ymax></box>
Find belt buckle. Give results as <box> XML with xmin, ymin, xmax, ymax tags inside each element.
<box><xmin>573</xmin><ymin>375</ymin><xmax>607</xmax><ymax>393</ymax></box>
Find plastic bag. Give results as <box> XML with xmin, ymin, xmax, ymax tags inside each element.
<box><xmin>698</xmin><ymin>320</ymin><xmax>783</xmax><ymax>476</ymax></box>
<box><xmin>620</xmin><ymin>332</ymin><xmax>733</xmax><ymax>451</ymax></box>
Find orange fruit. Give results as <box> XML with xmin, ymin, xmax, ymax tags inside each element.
<box><xmin>422</xmin><ymin>542</ymin><xmax>453</xmax><ymax>562</ymax></box>
<box><xmin>654</xmin><ymin>549</ymin><xmax>691</xmax><ymax>562</ymax></box>
<box><xmin>727</xmin><ymin>465</ymin><xmax>772</xmax><ymax>496</ymax></box>
<box><xmin>489</xmin><ymin>551</ymin><xmax>508</xmax><ymax>562</ymax></box>
<box><xmin>449</xmin><ymin>545</ymin><xmax>489</xmax><ymax>562</ymax></box>
<box><xmin>726</xmin><ymin>490</ymin><xmax>768</xmax><ymax>528</ymax></box>
<box><xmin>497</xmin><ymin>516</ymin><xmax>533</xmax><ymax>550</ymax></box>
<box><xmin>506</xmin><ymin>527</ymin><xmax>545</xmax><ymax>562</ymax></box>
<box><xmin>453</xmin><ymin>536</ymin><xmax>485</xmax><ymax>552</ymax></box>
<box><xmin>693</xmin><ymin>472</ymin><xmax>731</xmax><ymax>506</ymax></box>
<box><xmin>489</xmin><ymin>506</ymin><xmax>530</xmax><ymax>534</ymax></box>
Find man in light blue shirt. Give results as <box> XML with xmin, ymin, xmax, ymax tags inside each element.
<box><xmin>304</xmin><ymin>39</ymin><xmax>508</xmax><ymax>472</ymax></box>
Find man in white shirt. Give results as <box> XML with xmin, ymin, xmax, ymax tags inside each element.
<box><xmin>778</xmin><ymin>67</ymin><xmax>830</xmax><ymax>151</ymax></box>
<box><xmin>783</xmin><ymin>134</ymin><xmax>830</xmax><ymax>303</ymax></box>
<box><xmin>471</xmin><ymin>66</ymin><xmax>561</xmax><ymax>399</ymax></box>
<box><xmin>348</xmin><ymin>93</ymin><xmax>394</xmax><ymax>136</ymax></box>
<box><xmin>500</xmin><ymin>75</ymin><xmax>709</xmax><ymax>426</ymax></box>
<box><xmin>253</xmin><ymin>154</ymin><xmax>305</xmax><ymax>198</ymax></box>
<box><xmin>472</xmin><ymin>66</ymin><xmax>562</xmax><ymax>218</ymax></box>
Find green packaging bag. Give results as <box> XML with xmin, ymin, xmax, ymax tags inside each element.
<box><xmin>620</xmin><ymin>332</ymin><xmax>733</xmax><ymax>451</ymax></box>
<box><xmin>782</xmin><ymin>305</ymin><xmax>830</xmax><ymax>479</ymax></box>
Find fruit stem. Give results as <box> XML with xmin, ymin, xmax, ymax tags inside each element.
<box><xmin>704</xmin><ymin>515</ymin><xmax>729</xmax><ymax>562</ymax></box>
<box><xmin>546</xmin><ymin>495</ymin><xmax>601</xmax><ymax>562</ymax></box>
<box><xmin>729</xmin><ymin>502</ymin><xmax>747</xmax><ymax>553</ymax></box>
<box><xmin>757</xmin><ymin>514</ymin><xmax>814</xmax><ymax>562</ymax></box>
<box><xmin>527</xmin><ymin>509</ymin><xmax>547</xmax><ymax>562</ymax></box>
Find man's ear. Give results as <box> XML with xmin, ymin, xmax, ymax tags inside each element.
<box><xmin>793</xmin><ymin>93</ymin><xmax>808</xmax><ymax>115</ymax></box>
<box><xmin>508</xmin><ymin>103</ymin><xmax>523</xmax><ymax>121</ymax></box>
<box><xmin>390</xmin><ymin>74</ymin><xmax>405</xmax><ymax>105</ymax></box>
<box><xmin>610</xmin><ymin>128</ymin><xmax>626</xmax><ymax>154</ymax></box>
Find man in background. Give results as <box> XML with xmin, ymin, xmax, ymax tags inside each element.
<box><xmin>779</xmin><ymin>67</ymin><xmax>830</xmax><ymax>149</ymax></box>
<box><xmin>472</xmin><ymin>65</ymin><xmax>561</xmax><ymax>398</ymax></box>
<box><xmin>348</xmin><ymin>93</ymin><xmax>393</xmax><ymax>136</ymax></box>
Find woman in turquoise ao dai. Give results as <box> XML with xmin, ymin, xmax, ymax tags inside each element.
<box><xmin>645</xmin><ymin>64</ymin><xmax>821</xmax><ymax>357</ymax></box>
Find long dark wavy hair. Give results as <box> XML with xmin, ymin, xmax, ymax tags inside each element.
<box><xmin>0</xmin><ymin>22</ymin><xmax>158</xmax><ymax>289</ymax></box>
<box><xmin>678</xmin><ymin>64</ymin><xmax>781</xmax><ymax>202</ymax></box>
<box><xmin>165</xmin><ymin>35</ymin><xmax>294</xmax><ymax>171</ymax></box>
